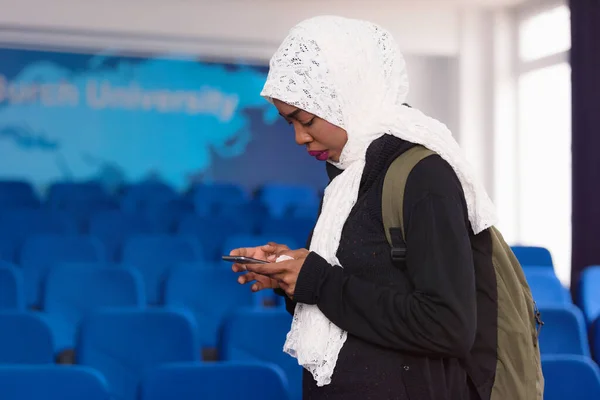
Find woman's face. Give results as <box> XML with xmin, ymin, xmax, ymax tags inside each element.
<box><xmin>273</xmin><ymin>98</ymin><xmax>348</xmax><ymax>162</ymax></box>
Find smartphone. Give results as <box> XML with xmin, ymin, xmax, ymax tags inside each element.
<box><xmin>222</xmin><ymin>255</ymin><xmax>269</xmax><ymax>264</ymax></box>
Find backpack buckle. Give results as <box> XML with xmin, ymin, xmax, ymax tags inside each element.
<box><xmin>391</xmin><ymin>247</ymin><xmax>407</xmax><ymax>262</ymax></box>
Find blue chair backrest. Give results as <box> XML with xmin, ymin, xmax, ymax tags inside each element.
<box><xmin>257</xmin><ymin>184</ymin><xmax>319</xmax><ymax>217</ymax></box>
<box><xmin>177</xmin><ymin>214</ymin><xmax>253</xmax><ymax>261</ymax></box>
<box><xmin>259</xmin><ymin>216</ymin><xmax>316</xmax><ymax>249</ymax></box>
<box><xmin>120</xmin><ymin>182</ymin><xmax>176</xmax><ymax>213</ymax></box>
<box><xmin>144</xmin><ymin>199</ymin><xmax>194</xmax><ymax>233</ymax></box>
<box><xmin>220</xmin><ymin>309</ymin><xmax>302</xmax><ymax>400</ymax></box>
<box><xmin>578</xmin><ymin>266</ymin><xmax>600</xmax><ymax>325</ymax></box>
<box><xmin>511</xmin><ymin>245</ymin><xmax>553</xmax><ymax>267</ymax></box>
<box><xmin>47</xmin><ymin>182</ymin><xmax>109</xmax><ymax>208</ymax></box>
<box><xmin>542</xmin><ymin>355</ymin><xmax>600</xmax><ymax>400</ymax></box>
<box><xmin>43</xmin><ymin>265</ymin><xmax>145</xmax><ymax>351</ymax></box>
<box><xmin>192</xmin><ymin>183</ymin><xmax>248</xmax><ymax>215</ymax></box>
<box><xmin>0</xmin><ymin>263</ymin><xmax>24</xmax><ymax>310</ymax></box>
<box><xmin>538</xmin><ymin>305</ymin><xmax>590</xmax><ymax>356</ymax></box>
<box><xmin>89</xmin><ymin>211</ymin><xmax>154</xmax><ymax>261</ymax></box>
<box><xmin>214</xmin><ymin>202</ymin><xmax>269</xmax><ymax>234</ymax></box>
<box><xmin>0</xmin><ymin>311</ymin><xmax>53</xmax><ymax>364</ymax></box>
<box><xmin>77</xmin><ymin>308</ymin><xmax>199</xmax><ymax>400</ymax></box>
<box><xmin>121</xmin><ymin>235</ymin><xmax>203</xmax><ymax>304</ymax></box>
<box><xmin>289</xmin><ymin>204</ymin><xmax>320</xmax><ymax>219</ymax></box>
<box><xmin>0</xmin><ymin>365</ymin><xmax>110</xmax><ymax>400</ymax></box>
<box><xmin>164</xmin><ymin>266</ymin><xmax>254</xmax><ymax>349</ymax></box>
<box><xmin>0</xmin><ymin>234</ymin><xmax>17</xmax><ymax>262</ymax></box>
<box><xmin>139</xmin><ymin>362</ymin><xmax>290</xmax><ymax>400</ymax></box>
<box><xmin>20</xmin><ymin>234</ymin><xmax>107</xmax><ymax>307</ymax></box>
<box><xmin>524</xmin><ymin>268</ymin><xmax>571</xmax><ymax>306</ymax></box>
<box><xmin>0</xmin><ymin>180</ymin><xmax>39</xmax><ymax>208</ymax></box>
<box><xmin>0</xmin><ymin>210</ymin><xmax>77</xmax><ymax>243</ymax></box>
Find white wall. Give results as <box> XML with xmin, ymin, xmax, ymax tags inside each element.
<box><xmin>0</xmin><ymin>0</ymin><xmax>462</xmax><ymax>61</ymax></box>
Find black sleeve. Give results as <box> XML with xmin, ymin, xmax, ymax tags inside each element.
<box><xmin>292</xmin><ymin>156</ymin><xmax>477</xmax><ymax>358</ymax></box>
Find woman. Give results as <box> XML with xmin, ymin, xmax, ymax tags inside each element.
<box><xmin>231</xmin><ymin>16</ymin><xmax>499</xmax><ymax>399</ymax></box>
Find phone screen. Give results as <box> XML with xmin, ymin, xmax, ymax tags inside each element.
<box><xmin>222</xmin><ymin>255</ymin><xmax>269</xmax><ymax>264</ymax></box>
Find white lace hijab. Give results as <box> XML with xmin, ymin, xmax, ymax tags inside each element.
<box><xmin>261</xmin><ymin>15</ymin><xmax>497</xmax><ymax>386</ymax></box>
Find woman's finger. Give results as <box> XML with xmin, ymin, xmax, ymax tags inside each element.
<box><xmin>232</xmin><ymin>263</ymin><xmax>247</xmax><ymax>273</ymax></box>
<box><xmin>237</xmin><ymin>272</ymin><xmax>257</xmax><ymax>284</ymax></box>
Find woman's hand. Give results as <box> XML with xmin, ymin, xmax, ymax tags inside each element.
<box><xmin>229</xmin><ymin>242</ymin><xmax>290</xmax><ymax>292</ymax></box>
<box><xmin>245</xmin><ymin>248</ymin><xmax>310</xmax><ymax>298</ymax></box>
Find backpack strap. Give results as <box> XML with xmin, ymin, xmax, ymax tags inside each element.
<box><xmin>382</xmin><ymin>145</ymin><xmax>436</xmax><ymax>262</ymax></box>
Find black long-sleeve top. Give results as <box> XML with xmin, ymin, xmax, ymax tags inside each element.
<box><xmin>278</xmin><ymin>135</ymin><xmax>487</xmax><ymax>399</ymax></box>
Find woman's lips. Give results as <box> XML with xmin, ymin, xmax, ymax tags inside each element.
<box><xmin>308</xmin><ymin>150</ymin><xmax>329</xmax><ymax>161</ymax></box>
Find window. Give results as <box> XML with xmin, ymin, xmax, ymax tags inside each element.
<box><xmin>494</xmin><ymin>2</ymin><xmax>571</xmax><ymax>285</ymax></box>
<box><xmin>517</xmin><ymin>62</ymin><xmax>571</xmax><ymax>284</ymax></box>
<box><xmin>518</xmin><ymin>5</ymin><xmax>571</xmax><ymax>62</ymax></box>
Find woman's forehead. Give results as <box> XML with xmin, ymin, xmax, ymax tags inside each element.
<box><xmin>273</xmin><ymin>99</ymin><xmax>312</xmax><ymax>118</ymax></box>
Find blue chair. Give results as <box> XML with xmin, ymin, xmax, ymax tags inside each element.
<box><xmin>0</xmin><ymin>311</ymin><xmax>53</xmax><ymax>364</ymax></box>
<box><xmin>538</xmin><ymin>305</ymin><xmax>590</xmax><ymax>356</ymax></box>
<box><xmin>257</xmin><ymin>184</ymin><xmax>319</xmax><ymax>217</ymax></box>
<box><xmin>215</xmin><ymin>201</ymin><xmax>270</xmax><ymax>233</ymax></box>
<box><xmin>542</xmin><ymin>355</ymin><xmax>600</xmax><ymax>400</ymax></box>
<box><xmin>139</xmin><ymin>362</ymin><xmax>290</xmax><ymax>400</ymax></box>
<box><xmin>524</xmin><ymin>268</ymin><xmax>571</xmax><ymax>305</ymax></box>
<box><xmin>0</xmin><ymin>180</ymin><xmax>39</xmax><ymax>209</ymax></box>
<box><xmin>0</xmin><ymin>210</ymin><xmax>78</xmax><ymax>262</ymax></box>
<box><xmin>511</xmin><ymin>245</ymin><xmax>553</xmax><ymax>267</ymax></box>
<box><xmin>177</xmin><ymin>214</ymin><xmax>253</xmax><ymax>261</ymax></box>
<box><xmin>47</xmin><ymin>182</ymin><xmax>112</xmax><ymax>208</ymax></box>
<box><xmin>191</xmin><ymin>183</ymin><xmax>249</xmax><ymax>215</ymax></box>
<box><xmin>19</xmin><ymin>235</ymin><xmax>106</xmax><ymax>307</ymax></box>
<box><xmin>0</xmin><ymin>210</ymin><xmax>77</xmax><ymax>246</ymax></box>
<box><xmin>164</xmin><ymin>266</ymin><xmax>254</xmax><ymax>353</ymax></box>
<box><xmin>578</xmin><ymin>266</ymin><xmax>600</xmax><ymax>325</ymax></box>
<box><xmin>260</xmin><ymin>216</ymin><xmax>316</xmax><ymax>249</ymax></box>
<box><xmin>290</xmin><ymin>204</ymin><xmax>320</xmax><ymax>219</ymax></box>
<box><xmin>144</xmin><ymin>199</ymin><xmax>194</xmax><ymax>233</ymax></box>
<box><xmin>220</xmin><ymin>309</ymin><xmax>302</xmax><ymax>400</ymax></box>
<box><xmin>43</xmin><ymin>265</ymin><xmax>146</xmax><ymax>352</ymax></box>
<box><xmin>591</xmin><ymin>317</ymin><xmax>600</xmax><ymax>363</ymax></box>
<box><xmin>121</xmin><ymin>235</ymin><xmax>203</xmax><ymax>304</ymax></box>
<box><xmin>0</xmin><ymin>234</ymin><xmax>17</xmax><ymax>262</ymax></box>
<box><xmin>89</xmin><ymin>211</ymin><xmax>154</xmax><ymax>261</ymax></box>
<box><xmin>0</xmin><ymin>365</ymin><xmax>110</xmax><ymax>400</ymax></box>
<box><xmin>120</xmin><ymin>182</ymin><xmax>176</xmax><ymax>213</ymax></box>
<box><xmin>77</xmin><ymin>309</ymin><xmax>199</xmax><ymax>400</ymax></box>
<box><xmin>0</xmin><ymin>262</ymin><xmax>24</xmax><ymax>310</ymax></box>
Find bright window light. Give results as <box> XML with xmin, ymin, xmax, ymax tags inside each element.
<box><xmin>517</xmin><ymin>62</ymin><xmax>571</xmax><ymax>285</ymax></box>
<box><xmin>519</xmin><ymin>5</ymin><xmax>571</xmax><ymax>62</ymax></box>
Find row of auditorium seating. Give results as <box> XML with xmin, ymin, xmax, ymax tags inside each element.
<box><xmin>0</xmin><ymin>175</ymin><xmax>599</xmax><ymax>398</ymax></box>
<box><xmin>0</xmin><ymin>308</ymin><xmax>299</xmax><ymax>400</ymax></box>
<box><xmin>2</xmin><ymin>257</ymin><xmax>598</xmax><ymax>361</ymax></box>
<box><xmin>512</xmin><ymin>244</ymin><xmax>600</xmax><ymax>398</ymax></box>
<box><xmin>0</xmin><ymin>233</ymin><xmax>299</xmax><ymax>306</ymax></box>
<box><xmin>0</xmin><ymin>208</ymin><xmax>313</xmax><ymax>261</ymax></box>
<box><xmin>0</xmin><ymin>262</ymin><xmax>281</xmax><ymax>354</ymax></box>
<box><xmin>0</xmin><ymin>180</ymin><xmax>322</xmax><ymax>218</ymax></box>
<box><xmin>1</xmin><ymin>357</ymin><xmax>598</xmax><ymax>400</ymax></box>
<box><xmin>2</xmin><ymin>303</ymin><xmax>600</xmax><ymax>400</ymax></box>
<box><xmin>0</xmin><ymin>363</ymin><xmax>290</xmax><ymax>400</ymax></box>
<box><xmin>514</xmin><ymin>245</ymin><xmax>600</xmax><ymax>325</ymax></box>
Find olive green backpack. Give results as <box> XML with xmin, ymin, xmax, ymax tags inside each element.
<box><xmin>381</xmin><ymin>145</ymin><xmax>544</xmax><ymax>400</ymax></box>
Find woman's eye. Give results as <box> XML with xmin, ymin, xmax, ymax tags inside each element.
<box><xmin>301</xmin><ymin>118</ymin><xmax>315</xmax><ymax>127</ymax></box>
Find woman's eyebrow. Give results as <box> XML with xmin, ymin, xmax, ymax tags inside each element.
<box><xmin>279</xmin><ymin>109</ymin><xmax>301</xmax><ymax>120</ymax></box>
